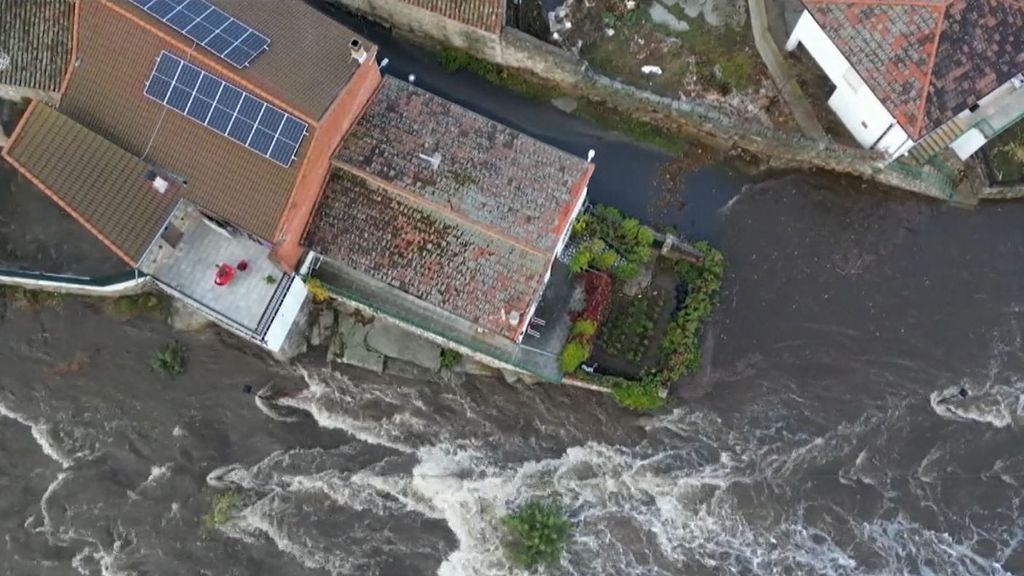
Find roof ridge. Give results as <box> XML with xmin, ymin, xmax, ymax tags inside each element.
<box><xmin>98</xmin><ymin>0</ymin><xmax>316</xmax><ymax>125</ymax></box>
<box><xmin>332</xmin><ymin>162</ymin><xmax>549</xmax><ymax>260</ymax></box>
<box><xmin>910</xmin><ymin>1</ymin><xmax>949</xmax><ymax>137</ymax></box>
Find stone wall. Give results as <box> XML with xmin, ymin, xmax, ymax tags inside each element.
<box><xmin>0</xmin><ymin>273</ymin><xmax>150</xmax><ymax>297</ymax></box>
<box><xmin>336</xmin><ymin>0</ymin><xmax>503</xmax><ymax>60</ymax></box>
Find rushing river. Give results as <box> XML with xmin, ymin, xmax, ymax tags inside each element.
<box><xmin>2</xmin><ymin>173</ymin><xmax>1024</xmax><ymax>575</ymax></box>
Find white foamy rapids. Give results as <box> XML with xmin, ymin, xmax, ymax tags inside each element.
<box><xmin>273</xmin><ymin>368</ymin><xmax>425</xmax><ymax>453</ymax></box>
<box><xmin>0</xmin><ymin>400</ymin><xmax>73</xmax><ymax>468</ymax></box>
<box><xmin>930</xmin><ymin>383</ymin><xmax>1023</xmax><ymax>429</ymax></box>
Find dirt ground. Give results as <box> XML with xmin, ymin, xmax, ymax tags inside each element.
<box><xmin>560</xmin><ymin>0</ymin><xmax>796</xmax><ymax>130</ymax></box>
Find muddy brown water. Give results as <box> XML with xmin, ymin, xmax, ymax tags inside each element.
<box><xmin>2</xmin><ymin>171</ymin><xmax>1024</xmax><ymax>575</ymax></box>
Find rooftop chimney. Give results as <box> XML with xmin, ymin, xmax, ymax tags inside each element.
<box><xmin>350</xmin><ymin>38</ymin><xmax>367</xmax><ymax>64</ymax></box>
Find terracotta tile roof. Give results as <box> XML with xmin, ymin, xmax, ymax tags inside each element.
<box><xmin>399</xmin><ymin>0</ymin><xmax>504</xmax><ymax>34</ymax></box>
<box><xmin>0</xmin><ymin>0</ymin><xmax>75</xmax><ymax>93</ymax></box>
<box><xmin>58</xmin><ymin>0</ymin><xmax>305</xmax><ymax>241</ymax></box>
<box><xmin>2</xmin><ymin>103</ymin><xmax>180</xmax><ymax>263</ymax></box>
<box><xmin>805</xmin><ymin>0</ymin><xmax>1024</xmax><ymax>138</ymax></box>
<box><xmin>334</xmin><ymin>77</ymin><xmax>590</xmax><ymax>256</ymax></box>
<box><xmin>307</xmin><ymin>170</ymin><xmax>549</xmax><ymax>339</ymax></box>
<box><xmin>113</xmin><ymin>0</ymin><xmax>369</xmax><ymax>120</ymax></box>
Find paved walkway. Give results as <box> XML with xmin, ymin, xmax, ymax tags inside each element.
<box><xmin>748</xmin><ymin>0</ymin><xmax>828</xmax><ymax>141</ymax></box>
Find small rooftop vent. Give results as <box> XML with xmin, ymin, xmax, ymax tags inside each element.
<box><xmin>350</xmin><ymin>38</ymin><xmax>367</xmax><ymax>64</ymax></box>
<box><xmin>145</xmin><ymin>169</ymin><xmax>169</xmax><ymax>194</ymax></box>
<box><xmin>508</xmin><ymin>310</ymin><xmax>521</xmax><ymax>326</ymax></box>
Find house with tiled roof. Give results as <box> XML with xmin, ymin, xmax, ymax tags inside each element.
<box><xmin>785</xmin><ymin>0</ymin><xmax>1024</xmax><ymax>162</ymax></box>
<box><xmin>339</xmin><ymin>0</ymin><xmax>506</xmax><ymax>60</ymax></box>
<box><xmin>2</xmin><ymin>0</ymin><xmax>383</xmax><ymax>351</ymax></box>
<box><xmin>1</xmin><ymin>0</ymin><xmax>594</xmax><ymax>370</ymax></box>
<box><xmin>306</xmin><ymin>77</ymin><xmax>594</xmax><ymax>378</ymax></box>
<box><xmin>0</xmin><ymin>0</ymin><xmax>76</xmax><ymax>104</ymax></box>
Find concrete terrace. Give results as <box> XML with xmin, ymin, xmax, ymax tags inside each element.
<box><xmin>314</xmin><ymin>259</ymin><xmax>565</xmax><ymax>381</ymax></box>
<box><xmin>140</xmin><ymin>203</ymin><xmax>287</xmax><ymax>333</ymax></box>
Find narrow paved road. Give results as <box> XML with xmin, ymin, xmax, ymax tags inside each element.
<box><xmin>316</xmin><ymin>3</ymin><xmax>750</xmax><ymax>239</ymax></box>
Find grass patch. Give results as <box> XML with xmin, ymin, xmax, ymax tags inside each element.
<box><xmin>203</xmin><ymin>491</ymin><xmax>239</xmax><ymax>530</ymax></box>
<box><xmin>502</xmin><ymin>500</ymin><xmax>571</xmax><ymax>569</ymax></box>
<box><xmin>440</xmin><ymin>348</ymin><xmax>462</xmax><ymax>370</ymax></box>
<box><xmin>597</xmin><ymin>288</ymin><xmax>664</xmax><ymax>363</ymax></box>
<box><xmin>106</xmin><ymin>292</ymin><xmax>165</xmax><ymax>317</ymax></box>
<box><xmin>438</xmin><ymin>48</ymin><xmax>562</xmax><ymax>101</ymax></box>
<box><xmin>574</xmin><ymin>100</ymin><xmax>686</xmax><ymax>155</ymax></box>
<box><xmin>151</xmin><ymin>341</ymin><xmax>187</xmax><ymax>378</ymax></box>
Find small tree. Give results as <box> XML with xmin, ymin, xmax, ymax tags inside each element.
<box><xmin>571</xmin><ymin>319</ymin><xmax>597</xmax><ymax>338</ymax></box>
<box><xmin>203</xmin><ymin>491</ymin><xmax>239</xmax><ymax>530</ymax></box>
<box><xmin>611</xmin><ymin>377</ymin><xmax>664</xmax><ymax>412</ymax></box>
<box><xmin>304</xmin><ymin>278</ymin><xmax>330</xmax><ymax>303</ymax></box>
<box><xmin>592</xmin><ymin>249</ymin><xmax>618</xmax><ymax>271</ymax></box>
<box><xmin>151</xmin><ymin>341</ymin><xmax>187</xmax><ymax>378</ymax></box>
<box><xmin>503</xmin><ymin>500</ymin><xmax>571</xmax><ymax>569</ymax></box>
<box><xmin>439</xmin><ymin>348</ymin><xmax>462</xmax><ymax>370</ymax></box>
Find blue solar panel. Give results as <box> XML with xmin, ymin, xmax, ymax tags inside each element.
<box><xmin>144</xmin><ymin>52</ymin><xmax>307</xmax><ymax>168</ymax></box>
<box><xmin>130</xmin><ymin>0</ymin><xmax>269</xmax><ymax>68</ymax></box>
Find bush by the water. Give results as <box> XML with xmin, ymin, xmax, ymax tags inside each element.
<box><xmin>304</xmin><ymin>278</ymin><xmax>331</xmax><ymax>303</ymax></box>
<box><xmin>658</xmin><ymin>241</ymin><xmax>725</xmax><ymax>383</ymax></box>
<box><xmin>439</xmin><ymin>348</ymin><xmax>462</xmax><ymax>370</ymax></box>
<box><xmin>560</xmin><ymin>273</ymin><xmax>613</xmax><ymax>374</ymax></box>
<box><xmin>203</xmin><ymin>491</ymin><xmax>239</xmax><ymax>529</ymax></box>
<box><xmin>561</xmin><ymin>339</ymin><xmax>590</xmax><ymax>373</ymax></box>
<box><xmin>151</xmin><ymin>341</ymin><xmax>187</xmax><ymax>378</ymax></box>
<box><xmin>502</xmin><ymin>500</ymin><xmax>571</xmax><ymax>569</ymax></box>
<box><xmin>611</xmin><ymin>376</ymin><xmax>664</xmax><ymax>411</ymax></box>
<box><xmin>570</xmin><ymin>205</ymin><xmax>655</xmax><ymax>279</ymax></box>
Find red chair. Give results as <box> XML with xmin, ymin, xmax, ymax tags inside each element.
<box><xmin>214</xmin><ymin>263</ymin><xmax>235</xmax><ymax>286</ymax></box>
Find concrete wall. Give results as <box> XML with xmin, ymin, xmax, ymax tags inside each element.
<box><xmin>786</xmin><ymin>11</ymin><xmax>910</xmax><ymax>156</ymax></box>
<box><xmin>0</xmin><ymin>272</ymin><xmax>149</xmax><ymax>297</ymax></box>
<box><xmin>336</xmin><ymin>0</ymin><xmax>503</xmax><ymax>60</ymax></box>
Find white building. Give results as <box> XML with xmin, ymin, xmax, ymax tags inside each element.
<box><xmin>785</xmin><ymin>0</ymin><xmax>1024</xmax><ymax>162</ymax></box>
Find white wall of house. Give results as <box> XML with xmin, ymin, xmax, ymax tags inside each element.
<box><xmin>947</xmin><ymin>76</ymin><xmax>1024</xmax><ymax>160</ymax></box>
<box><xmin>786</xmin><ymin>11</ymin><xmax>913</xmax><ymax>158</ymax></box>
<box><xmin>263</xmin><ymin>276</ymin><xmax>309</xmax><ymax>352</ymax></box>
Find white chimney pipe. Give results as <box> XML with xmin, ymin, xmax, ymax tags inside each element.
<box><xmin>349</xmin><ymin>38</ymin><xmax>367</xmax><ymax>64</ymax></box>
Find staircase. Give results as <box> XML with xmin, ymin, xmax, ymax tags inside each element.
<box><xmin>908</xmin><ymin>117</ymin><xmax>969</xmax><ymax>162</ymax></box>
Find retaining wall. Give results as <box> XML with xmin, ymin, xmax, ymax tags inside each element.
<box><xmin>0</xmin><ymin>270</ymin><xmax>150</xmax><ymax>297</ymax></box>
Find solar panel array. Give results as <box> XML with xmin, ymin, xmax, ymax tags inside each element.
<box><xmin>144</xmin><ymin>52</ymin><xmax>307</xmax><ymax>167</ymax></box>
<box><xmin>129</xmin><ymin>0</ymin><xmax>269</xmax><ymax>68</ymax></box>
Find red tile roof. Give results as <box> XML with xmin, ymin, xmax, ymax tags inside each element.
<box><xmin>307</xmin><ymin>78</ymin><xmax>593</xmax><ymax>340</ymax></box>
<box><xmin>400</xmin><ymin>0</ymin><xmax>504</xmax><ymax>34</ymax></box>
<box><xmin>805</xmin><ymin>0</ymin><xmax>1024</xmax><ymax>138</ymax></box>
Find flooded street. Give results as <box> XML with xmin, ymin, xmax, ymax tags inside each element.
<box><xmin>2</xmin><ymin>171</ymin><xmax>1023</xmax><ymax>575</ymax></box>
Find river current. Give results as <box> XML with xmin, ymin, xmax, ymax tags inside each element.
<box><xmin>2</xmin><ymin>174</ymin><xmax>1023</xmax><ymax>575</ymax></box>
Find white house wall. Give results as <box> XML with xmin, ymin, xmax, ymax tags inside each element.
<box><xmin>263</xmin><ymin>276</ymin><xmax>309</xmax><ymax>352</ymax></box>
<box><xmin>786</xmin><ymin>11</ymin><xmax>911</xmax><ymax>157</ymax></box>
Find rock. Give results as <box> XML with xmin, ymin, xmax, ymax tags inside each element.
<box><xmin>683</xmin><ymin>0</ymin><xmax>705</xmax><ymax>18</ymax></box>
<box><xmin>365</xmin><ymin>320</ymin><xmax>442</xmax><ymax>372</ymax></box>
<box><xmin>622</xmin><ymin>261</ymin><xmax>655</xmax><ymax>296</ymax></box>
<box><xmin>168</xmin><ymin>299</ymin><xmax>212</xmax><ymax>331</ymax></box>
<box><xmin>309</xmin><ymin>322</ymin><xmax>323</xmax><ymax>347</ymax></box>
<box><xmin>463</xmin><ymin>357</ymin><xmax>500</xmax><ymax>377</ymax></box>
<box><xmin>551</xmin><ymin>96</ymin><xmax>578</xmax><ymax>113</ymax></box>
<box><xmin>649</xmin><ymin>2</ymin><xmax>690</xmax><ymax>32</ymax></box>
<box><xmin>329</xmin><ymin>313</ymin><xmax>384</xmax><ymax>374</ymax></box>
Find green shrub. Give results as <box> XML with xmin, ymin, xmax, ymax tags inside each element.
<box><xmin>611</xmin><ymin>377</ymin><xmax>665</xmax><ymax>412</ymax></box>
<box><xmin>593</xmin><ymin>249</ymin><xmax>619</xmax><ymax>271</ymax></box>
<box><xmin>502</xmin><ymin>500</ymin><xmax>571</xmax><ymax>569</ymax></box>
<box><xmin>571</xmin><ymin>319</ymin><xmax>597</xmax><ymax>338</ymax></box>
<box><xmin>718</xmin><ymin>53</ymin><xmax>754</xmax><ymax>92</ymax></box>
<box><xmin>560</xmin><ymin>339</ymin><xmax>590</xmax><ymax>373</ymax></box>
<box><xmin>611</xmin><ymin>261</ymin><xmax>640</xmax><ymax>280</ymax></box>
<box><xmin>151</xmin><ymin>341</ymin><xmax>187</xmax><ymax>378</ymax></box>
<box><xmin>440</xmin><ymin>348</ymin><xmax>462</xmax><ymax>370</ymax></box>
<box><xmin>568</xmin><ymin>250</ymin><xmax>592</xmax><ymax>274</ymax></box>
<box><xmin>203</xmin><ymin>491</ymin><xmax>239</xmax><ymax>529</ymax></box>
<box><xmin>304</xmin><ymin>278</ymin><xmax>331</xmax><ymax>303</ymax></box>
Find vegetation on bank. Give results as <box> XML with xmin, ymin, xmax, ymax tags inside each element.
<box><xmin>561</xmin><ymin>208</ymin><xmax>725</xmax><ymax>411</ymax></box>
<box><xmin>985</xmin><ymin>122</ymin><xmax>1024</xmax><ymax>184</ymax></box>
<box><xmin>440</xmin><ymin>347</ymin><xmax>462</xmax><ymax>370</ymax></box>
<box><xmin>105</xmin><ymin>292</ymin><xmax>165</xmax><ymax>317</ymax></box>
<box><xmin>203</xmin><ymin>491</ymin><xmax>239</xmax><ymax>530</ymax></box>
<box><xmin>304</xmin><ymin>278</ymin><xmax>331</xmax><ymax>303</ymax></box>
<box><xmin>151</xmin><ymin>340</ymin><xmax>187</xmax><ymax>378</ymax></box>
<box><xmin>502</xmin><ymin>500</ymin><xmax>571</xmax><ymax>569</ymax></box>
<box><xmin>436</xmin><ymin>48</ymin><xmax>688</xmax><ymax>155</ymax></box>
<box><xmin>569</xmin><ymin>205</ymin><xmax>655</xmax><ymax>279</ymax></box>
<box><xmin>1</xmin><ymin>286</ymin><xmax>64</xmax><ymax>309</ymax></box>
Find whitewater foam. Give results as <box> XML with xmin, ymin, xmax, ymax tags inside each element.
<box><xmin>0</xmin><ymin>400</ymin><xmax>73</xmax><ymax>468</ymax></box>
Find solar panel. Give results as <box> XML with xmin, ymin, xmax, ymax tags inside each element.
<box><xmin>129</xmin><ymin>0</ymin><xmax>269</xmax><ymax>68</ymax></box>
<box><xmin>144</xmin><ymin>52</ymin><xmax>307</xmax><ymax>167</ymax></box>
